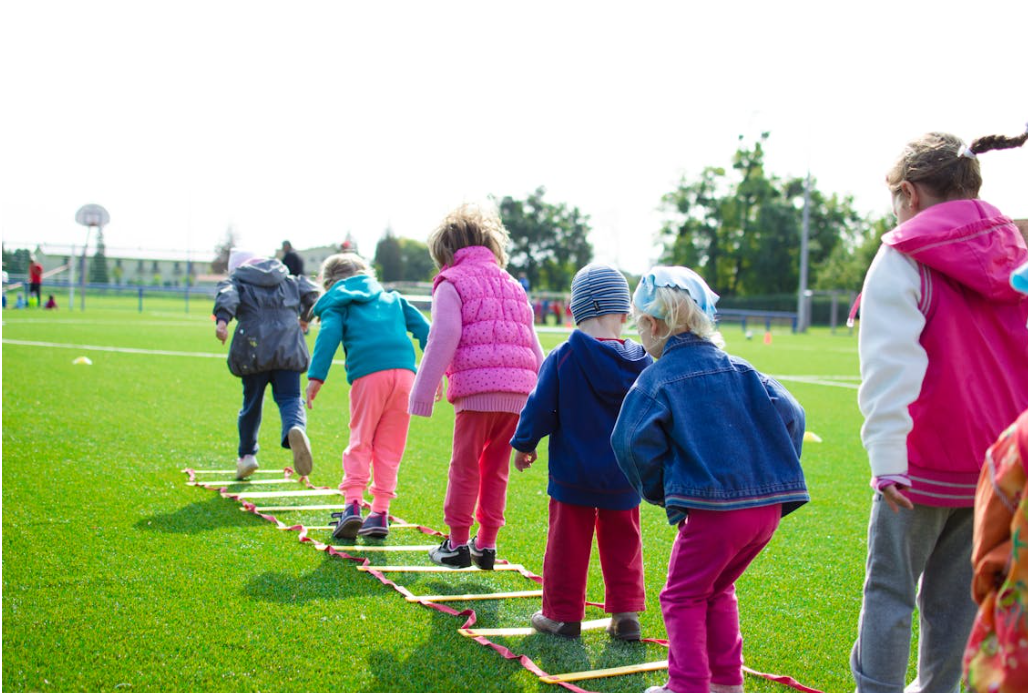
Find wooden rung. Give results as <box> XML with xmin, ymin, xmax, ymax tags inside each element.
<box><xmin>301</xmin><ymin>522</ymin><xmax>422</xmax><ymax>530</ymax></box>
<box><xmin>540</xmin><ymin>660</ymin><xmax>669</xmax><ymax>684</ymax></box>
<box><xmin>185</xmin><ymin>469</ymin><xmax>286</xmax><ymax>475</ymax></box>
<box><xmin>331</xmin><ymin>545</ymin><xmax>439</xmax><ymax>552</ymax></box>
<box><xmin>405</xmin><ymin>590</ymin><xmax>543</xmax><ymax>603</ymax></box>
<box><xmin>357</xmin><ymin>564</ymin><xmax>524</xmax><ymax>573</ymax></box>
<box><xmin>246</xmin><ymin>505</ymin><xmax>351</xmax><ymax>512</ymax></box>
<box><xmin>190</xmin><ymin>478</ymin><xmax>300</xmax><ymax>486</ymax></box>
<box><xmin>460</xmin><ymin>618</ymin><xmax>612</xmax><ymax>638</ymax></box>
<box><xmin>234</xmin><ymin>489</ymin><xmax>339</xmax><ymax>499</ymax></box>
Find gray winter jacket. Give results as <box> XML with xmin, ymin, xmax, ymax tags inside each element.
<box><xmin>213</xmin><ymin>259</ymin><xmax>319</xmax><ymax>377</ymax></box>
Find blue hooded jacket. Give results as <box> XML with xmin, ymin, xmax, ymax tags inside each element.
<box><xmin>307</xmin><ymin>275</ymin><xmax>430</xmax><ymax>384</ymax></box>
<box><xmin>511</xmin><ymin>330</ymin><xmax>652</xmax><ymax>510</ymax></box>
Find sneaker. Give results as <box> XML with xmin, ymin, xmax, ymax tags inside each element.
<box><xmin>645</xmin><ymin>687</ymin><xmax>678</xmax><ymax>693</ymax></box>
<box><xmin>468</xmin><ymin>536</ymin><xmax>496</xmax><ymax>570</ymax></box>
<box><xmin>236</xmin><ymin>454</ymin><xmax>259</xmax><ymax>480</ymax></box>
<box><xmin>288</xmin><ymin>426</ymin><xmax>313</xmax><ymax>476</ymax></box>
<box><xmin>357</xmin><ymin>512</ymin><xmax>389</xmax><ymax>538</ymax></box>
<box><xmin>606</xmin><ymin>611</ymin><xmax>641</xmax><ymax>641</ymax></box>
<box><xmin>330</xmin><ymin>501</ymin><xmax>363</xmax><ymax>540</ymax></box>
<box><xmin>530</xmin><ymin>610</ymin><xmax>581</xmax><ymax>638</ymax></box>
<box><xmin>709</xmin><ymin>685</ymin><xmax>744</xmax><ymax>693</ymax></box>
<box><xmin>428</xmin><ymin>539</ymin><xmax>471</xmax><ymax>568</ymax></box>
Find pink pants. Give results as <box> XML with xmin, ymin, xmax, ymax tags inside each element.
<box><xmin>340</xmin><ymin>369</ymin><xmax>414</xmax><ymax>514</ymax></box>
<box><xmin>662</xmin><ymin>504</ymin><xmax>781</xmax><ymax>693</ymax></box>
<box><xmin>542</xmin><ymin>498</ymin><xmax>646</xmax><ymax>622</ymax></box>
<box><xmin>443</xmin><ymin>410</ymin><xmax>519</xmax><ymax>547</ymax></box>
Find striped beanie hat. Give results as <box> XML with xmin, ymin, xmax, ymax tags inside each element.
<box><xmin>569</xmin><ymin>263</ymin><xmax>631</xmax><ymax>324</ymax></box>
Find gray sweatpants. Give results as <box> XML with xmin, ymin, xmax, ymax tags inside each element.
<box><xmin>850</xmin><ymin>495</ymin><xmax>975</xmax><ymax>693</ymax></box>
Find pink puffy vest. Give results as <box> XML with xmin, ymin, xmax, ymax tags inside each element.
<box><xmin>884</xmin><ymin>200</ymin><xmax>1028</xmax><ymax>507</ymax></box>
<box><xmin>433</xmin><ymin>246</ymin><xmax>539</xmax><ymax>402</ymax></box>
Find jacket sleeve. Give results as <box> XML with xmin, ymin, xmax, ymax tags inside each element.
<box><xmin>401</xmin><ymin>297</ymin><xmax>431</xmax><ymax>351</ymax></box>
<box><xmin>763</xmin><ymin>374</ymin><xmax>806</xmax><ymax>457</ymax></box>
<box><xmin>510</xmin><ymin>347</ymin><xmax>561</xmax><ymax>452</ymax></box>
<box><xmin>307</xmin><ymin>307</ymin><xmax>344</xmax><ymax>382</ymax></box>
<box><xmin>213</xmin><ymin>278</ymin><xmax>240</xmax><ymax>323</ymax></box>
<box><xmin>297</xmin><ymin>276</ymin><xmax>321</xmax><ymax>320</ymax></box>
<box><xmin>857</xmin><ymin>245</ymin><xmax>927</xmax><ymax>478</ymax></box>
<box><xmin>409</xmin><ymin>281</ymin><xmax>462</xmax><ymax>417</ymax></box>
<box><xmin>611</xmin><ymin>386</ymin><xmax>671</xmax><ymax>507</ymax></box>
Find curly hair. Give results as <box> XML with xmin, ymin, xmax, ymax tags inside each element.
<box><xmin>427</xmin><ymin>203</ymin><xmax>510</xmax><ymax>269</ymax></box>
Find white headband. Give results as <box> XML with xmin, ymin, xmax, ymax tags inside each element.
<box><xmin>957</xmin><ymin>144</ymin><xmax>976</xmax><ymax>159</ymax></box>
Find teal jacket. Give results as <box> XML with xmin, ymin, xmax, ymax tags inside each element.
<box><xmin>307</xmin><ymin>275</ymin><xmax>430</xmax><ymax>385</ymax></box>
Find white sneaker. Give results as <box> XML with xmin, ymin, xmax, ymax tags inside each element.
<box><xmin>236</xmin><ymin>454</ymin><xmax>259</xmax><ymax>480</ymax></box>
<box><xmin>288</xmin><ymin>426</ymin><xmax>313</xmax><ymax>476</ymax></box>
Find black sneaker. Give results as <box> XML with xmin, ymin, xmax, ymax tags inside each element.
<box><xmin>357</xmin><ymin>512</ymin><xmax>389</xmax><ymax>538</ymax></box>
<box><xmin>468</xmin><ymin>536</ymin><xmax>496</xmax><ymax>570</ymax></box>
<box><xmin>330</xmin><ymin>502</ymin><xmax>363</xmax><ymax>540</ymax></box>
<box><xmin>428</xmin><ymin>539</ymin><xmax>471</xmax><ymax>568</ymax></box>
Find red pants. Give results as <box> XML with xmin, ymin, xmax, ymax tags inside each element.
<box><xmin>542</xmin><ymin>498</ymin><xmax>646</xmax><ymax>622</ymax></box>
<box><xmin>443</xmin><ymin>410</ymin><xmax>519</xmax><ymax>547</ymax></box>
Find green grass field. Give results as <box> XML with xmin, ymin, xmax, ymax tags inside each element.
<box><xmin>2</xmin><ymin>304</ymin><xmax>890</xmax><ymax>692</ymax></box>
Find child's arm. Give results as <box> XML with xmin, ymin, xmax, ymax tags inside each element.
<box><xmin>409</xmin><ymin>282</ymin><xmax>462</xmax><ymax>417</ymax></box>
<box><xmin>213</xmin><ymin>279</ymin><xmax>238</xmax><ymax>344</ymax></box>
<box><xmin>305</xmin><ymin>308</ymin><xmax>344</xmax><ymax>408</ymax></box>
<box><xmin>400</xmin><ymin>296</ymin><xmax>431</xmax><ymax>351</ymax></box>
<box><xmin>761</xmin><ymin>375</ymin><xmax>806</xmax><ymax>456</ymax></box>
<box><xmin>510</xmin><ymin>348</ymin><xmax>561</xmax><ymax>470</ymax></box>
<box><xmin>611</xmin><ymin>387</ymin><xmax>671</xmax><ymax>506</ymax></box>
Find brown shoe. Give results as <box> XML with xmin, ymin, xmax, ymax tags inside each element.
<box><xmin>606</xmin><ymin>612</ymin><xmax>641</xmax><ymax>641</ymax></box>
<box><xmin>530</xmin><ymin>611</ymin><xmax>580</xmax><ymax>638</ymax></box>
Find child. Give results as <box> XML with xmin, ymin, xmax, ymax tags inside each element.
<box><xmin>305</xmin><ymin>253</ymin><xmax>430</xmax><ymax>539</ymax></box>
<box><xmin>511</xmin><ymin>263</ymin><xmax>652</xmax><ymax>641</ymax></box>
<box><xmin>214</xmin><ymin>249</ymin><xmax>319</xmax><ymax>481</ymax></box>
<box><xmin>611</xmin><ymin>267</ymin><xmax>808</xmax><ymax>693</ymax></box>
<box><xmin>44</xmin><ymin>294</ymin><xmax>57</xmax><ymax>310</ymax></box>
<box><xmin>851</xmin><ymin>128</ymin><xmax>1028</xmax><ymax>693</ymax></box>
<box><xmin>409</xmin><ymin>203</ymin><xmax>544</xmax><ymax>569</ymax></box>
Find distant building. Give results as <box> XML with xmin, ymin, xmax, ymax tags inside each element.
<box><xmin>29</xmin><ymin>244</ymin><xmax>216</xmax><ymax>287</ymax></box>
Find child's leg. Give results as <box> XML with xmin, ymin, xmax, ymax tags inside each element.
<box><xmin>542</xmin><ymin>499</ymin><xmax>596</xmax><ymax>622</ymax></box>
<box><xmin>661</xmin><ymin>506</ymin><xmax>778</xmax><ymax>693</ymax></box>
<box><xmin>238</xmin><ymin>372</ymin><xmax>270</xmax><ymax>457</ymax></box>
<box><xmin>910</xmin><ymin>507</ymin><xmax>974</xmax><ymax>693</ymax></box>
<box><xmin>473</xmin><ymin>411</ymin><xmax>518</xmax><ymax>548</ymax></box>
<box><xmin>269</xmin><ymin>370</ymin><xmax>306</xmax><ymax>447</ymax></box>
<box><xmin>367</xmin><ymin>370</ymin><xmax>415</xmax><ymax>514</ymax></box>
<box><xmin>850</xmin><ymin>500</ymin><xmax>953</xmax><ymax>693</ymax></box>
<box><xmin>443</xmin><ymin>411</ymin><xmax>497</xmax><ymax>546</ymax></box>
<box><xmin>341</xmin><ymin>373</ymin><xmax>390</xmax><ymax>506</ymax></box>
<box><xmin>596</xmin><ymin>505</ymin><xmax>646</xmax><ymax>614</ymax></box>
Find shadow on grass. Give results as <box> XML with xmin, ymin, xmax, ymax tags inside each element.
<box><xmin>243</xmin><ymin>552</ymin><xmax>382</xmax><ymax>603</ymax></box>
<box><xmin>135</xmin><ymin>496</ymin><xmax>257</xmax><ymax>534</ymax></box>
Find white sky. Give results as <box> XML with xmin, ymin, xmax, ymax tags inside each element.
<box><xmin>1</xmin><ymin>1</ymin><xmax>1026</xmax><ymax>274</ymax></box>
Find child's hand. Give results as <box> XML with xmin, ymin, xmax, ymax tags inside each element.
<box><xmin>305</xmin><ymin>380</ymin><xmax>323</xmax><ymax>409</ymax></box>
<box><xmin>435</xmin><ymin>380</ymin><xmax>445</xmax><ymax>403</ymax></box>
<box><xmin>881</xmin><ymin>484</ymin><xmax>914</xmax><ymax>513</ymax></box>
<box><xmin>513</xmin><ymin>450</ymin><xmax>537</xmax><ymax>471</ymax></box>
<box><xmin>215</xmin><ymin>320</ymin><xmax>228</xmax><ymax>344</ymax></box>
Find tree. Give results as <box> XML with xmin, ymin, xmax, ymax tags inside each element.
<box><xmin>398</xmin><ymin>238</ymin><xmax>435</xmax><ymax>282</ymax></box>
<box><xmin>2</xmin><ymin>246</ymin><xmax>31</xmax><ymax>276</ymax></box>
<box><xmin>659</xmin><ymin>135</ymin><xmax>864</xmax><ymax>297</ymax></box>
<box><xmin>211</xmin><ymin>225</ymin><xmax>238</xmax><ymax>274</ymax></box>
<box><xmin>815</xmin><ymin>215</ymin><xmax>891</xmax><ymax>291</ymax></box>
<box><xmin>89</xmin><ymin>229</ymin><xmax>110</xmax><ymax>284</ymax></box>
<box><xmin>374</xmin><ymin>227</ymin><xmax>403</xmax><ymax>282</ymax></box>
<box><xmin>498</xmin><ymin>187</ymin><xmax>593</xmax><ymax>292</ymax></box>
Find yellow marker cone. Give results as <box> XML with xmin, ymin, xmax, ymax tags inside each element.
<box><xmin>803</xmin><ymin>431</ymin><xmax>822</xmax><ymax>443</ymax></box>
<box><xmin>73</xmin><ymin>356</ymin><xmax>93</xmax><ymax>365</ymax></box>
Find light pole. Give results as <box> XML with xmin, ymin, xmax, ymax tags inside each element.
<box><xmin>796</xmin><ymin>172</ymin><xmax>811</xmax><ymax>332</ymax></box>
<box><xmin>74</xmin><ymin>204</ymin><xmax>110</xmax><ymax>311</ymax></box>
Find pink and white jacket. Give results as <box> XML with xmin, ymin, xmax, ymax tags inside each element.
<box><xmin>409</xmin><ymin>246</ymin><xmax>543</xmax><ymax>417</ymax></box>
<box><xmin>858</xmin><ymin>199</ymin><xmax>1028</xmax><ymax>506</ymax></box>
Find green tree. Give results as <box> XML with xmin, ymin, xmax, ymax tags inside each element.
<box><xmin>2</xmin><ymin>246</ymin><xmax>31</xmax><ymax>276</ymax></box>
<box><xmin>398</xmin><ymin>237</ymin><xmax>435</xmax><ymax>282</ymax></box>
<box><xmin>211</xmin><ymin>226</ymin><xmax>238</xmax><ymax>274</ymax></box>
<box><xmin>815</xmin><ymin>215</ymin><xmax>891</xmax><ymax>291</ymax></box>
<box><xmin>498</xmin><ymin>187</ymin><xmax>593</xmax><ymax>291</ymax></box>
<box><xmin>374</xmin><ymin>227</ymin><xmax>403</xmax><ymax>282</ymax></box>
<box><xmin>89</xmin><ymin>229</ymin><xmax>110</xmax><ymax>284</ymax></box>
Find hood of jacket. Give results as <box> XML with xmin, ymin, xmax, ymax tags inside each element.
<box><xmin>883</xmin><ymin>199</ymin><xmax>1027</xmax><ymax>302</ymax></box>
<box><xmin>311</xmin><ymin>274</ymin><xmax>383</xmax><ymax>318</ymax></box>
<box><xmin>231</xmin><ymin>258</ymin><xmax>290</xmax><ymax>287</ymax></box>
<box><xmin>568</xmin><ymin>329</ymin><xmax>651</xmax><ymax>404</ymax></box>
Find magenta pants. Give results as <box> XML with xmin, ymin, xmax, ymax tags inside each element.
<box><xmin>542</xmin><ymin>498</ymin><xmax>646</xmax><ymax>622</ymax></box>
<box><xmin>442</xmin><ymin>410</ymin><xmax>519</xmax><ymax>547</ymax></box>
<box><xmin>662</xmin><ymin>504</ymin><xmax>781</xmax><ymax>693</ymax></box>
<box><xmin>340</xmin><ymin>369</ymin><xmax>414</xmax><ymax>514</ymax></box>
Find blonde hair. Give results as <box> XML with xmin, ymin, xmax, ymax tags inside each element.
<box><xmin>632</xmin><ymin>285</ymin><xmax>724</xmax><ymax>349</ymax></box>
<box><xmin>427</xmin><ymin>203</ymin><xmax>510</xmax><ymax>269</ymax></box>
<box><xmin>318</xmin><ymin>253</ymin><xmax>373</xmax><ymax>291</ymax></box>
<box><xmin>886</xmin><ymin>127</ymin><xmax>1028</xmax><ymax>200</ymax></box>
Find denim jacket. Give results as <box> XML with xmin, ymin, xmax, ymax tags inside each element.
<box><xmin>611</xmin><ymin>332</ymin><xmax>809</xmax><ymax>524</ymax></box>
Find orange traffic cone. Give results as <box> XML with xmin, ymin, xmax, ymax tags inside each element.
<box><xmin>763</xmin><ymin>331</ymin><xmax>773</xmax><ymax>345</ymax></box>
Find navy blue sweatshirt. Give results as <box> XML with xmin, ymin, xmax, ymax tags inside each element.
<box><xmin>511</xmin><ymin>329</ymin><xmax>652</xmax><ymax>510</ymax></box>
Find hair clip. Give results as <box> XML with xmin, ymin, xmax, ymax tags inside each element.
<box><xmin>957</xmin><ymin>144</ymin><xmax>977</xmax><ymax>160</ymax></box>
<box><xmin>634</xmin><ymin>266</ymin><xmax>719</xmax><ymax>320</ymax></box>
